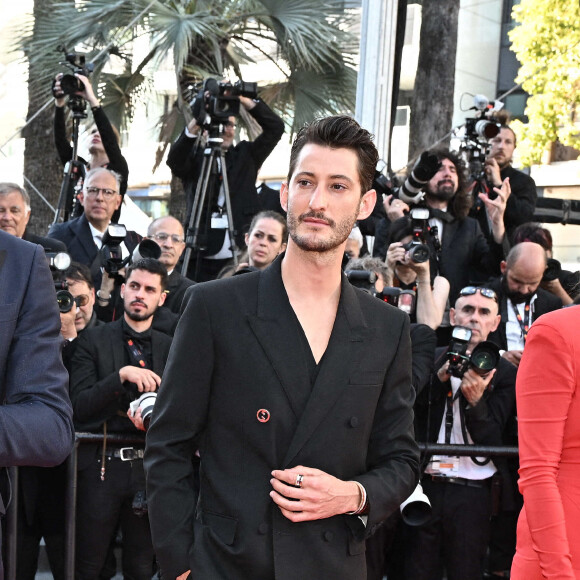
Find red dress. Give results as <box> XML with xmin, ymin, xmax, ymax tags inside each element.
<box><xmin>511</xmin><ymin>307</ymin><xmax>580</xmax><ymax>579</ymax></box>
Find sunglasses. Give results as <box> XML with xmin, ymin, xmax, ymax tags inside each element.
<box><xmin>73</xmin><ymin>294</ymin><xmax>90</xmax><ymax>308</ymax></box>
<box><xmin>459</xmin><ymin>286</ymin><xmax>498</xmax><ymax>303</ymax></box>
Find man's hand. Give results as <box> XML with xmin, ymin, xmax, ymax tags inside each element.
<box><xmin>52</xmin><ymin>73</ymin><xmax>66</xmax><ymax>107</ymax></box>
<box><xmin>60</xmin><ymin>304</ymin><xmax>78</xmax><ymax>340</ymax></box>
<box><xmin>383</xmin><ymin>194</ymin><xmax>409</xmax><ymax>222</ymax></box>
<box><xmin>540</xmin><ymin>278</ymin><xmax>573</xmax><ymax>305</ymax></box>
<box><xmin>176</xmin><ymin>573</ymin><xmax>190</xmax><ymax>580</ymax></box>
<box><xmin>127</xmin><ymin>406</ymin><xmax>145</xmax><ymax>431</ymax></box>
<box><xmin>484</xmin><ymin>157</ymin><xmax>502</xmax><ymax>187</ymax></box>
<box><xmin>386</xmin><ymin>241</ymin><xmax>406</xmax><ymax>271</ymax></box>
<box><xmin>437</xmin><ymin>359</ymin><xmax>452</xmax><ymax>383</ymax></box>
<box><xmin>460</xmin><ymin>367</ymin><xmax>496</xmax><ymax>406</ymax></box>
<box><xmin>119</xmin><ymin>367</ymin><xmax>161</xmax><ymax>392</ymax></box>
<box><xmin>502</xmin><ymin>350</ymin><xmax>523</xmax><ymax>367</ymax></box>
<box><xmin>270</xmin><ymin>466</ymin><xmax>361</xmax><ymax>522</ymax></box>
<box><xmin>239</xmin><ymin>95</ymin><xmax>257</xmax><ymax>111</ymax></box>
<box><xmin>479</xmin><ymin>177</ymin><xmax>510</xmax><ymax>243</ymax></box>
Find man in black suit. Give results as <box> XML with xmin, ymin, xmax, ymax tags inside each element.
<box><xmin>48</xmin><ymin>167</ymin><xmax>140</xmax><ymax>288</ymax></box>
<box><xmin>69</xmin><ymin>258</ymin><xmax>172</xmax><ymax>580</ymax></box>
<box><xmin>0</xmin><ymin>182</ymin><xmax>66</xmax><ymax>251</ymax></box>
<box><xmin>145</xmin><ymin>115</ymin><xmax>419</xmax><ymax>580</ymax></box>
<box><xmin>405</xmin><ymin>286</ymin><xmax>517</xmax><ymax>580</ymax></box>
<box><xmin>0</xmin><ymin>230</ymin><xmax>75</xmax><ymax>579</ymax></box>
<box><xmin>487</xmin><ymin>241</ymin><xmax>562</xmax><ymax>367</ymax></box>
<box><xmin>146</xmin><ymin>216</ymin><xmax>195</xmax><ymax>313</ymax></box>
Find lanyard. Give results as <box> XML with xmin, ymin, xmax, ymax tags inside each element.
<box><xmin>126</xmin><ymin>338</ymin><xmax>149</xmax><ymax>369</ymax></box>
<box><xmin>511</xmin><ymin>299</ymin><xmax>531</xmax><ymax>343</ymax></box>
<box><xmin>444</xmin><ymin>387</ymin><xmax>462</xmax><ymax>444</ymax></box>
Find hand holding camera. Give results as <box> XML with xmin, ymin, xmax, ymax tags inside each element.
<box><xmin>460</xmin><ymin>367</ymin><xmax>496</xmax><ymax>406</ymax></box>
<box><xmin>119</xmin><ymin>366</ymin><xmax>161</xmax><ymax>393</ymax></box>
<box><xmin>399</xmin><ymin>151</ymin><xmax>442</xmax><ymax>204</ymax></box>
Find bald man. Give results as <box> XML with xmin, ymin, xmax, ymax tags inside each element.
<box><xmin>147</xmin><ymin>216</ymin><xmax>195</xmax><ymax>313</ymax></box>
<box><xmin>487</xmin><ymin>241</ymin><xmax>562</xmax><ymax>367</ymax></box>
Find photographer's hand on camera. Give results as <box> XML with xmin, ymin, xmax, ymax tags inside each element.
<box><xmin>127</xmin><ymin>406</ymin><xmax>145</xmax><ymax>432</ymax></box>
<box><xmin>119</xmin><ymin>366</ymin><xmax>161</xmax><ymax>393</ymax></box>
<box><xmin>73</xmin><ymin>74</ymin><xmax>100</xmax><ymax>108</ymax></box>
<box><xmin>60</xmin><ymin>302</ymin><xmax>78</xmax><ymax>340</ymax></box>
<box><xmin>478</xmin><ymin>177</ymin><xmax>510</xmax><ymax>244</ymax></box>
<box><xmin>540</xmin><ymin>277</ymin><xmax>574</xmax><ymax>305</ymax></box>
<box><xmin>437</xmin><ymin>360</ymin><xmax>452</xmax><ymax>383</ymax></box>
<box><xmin>383</xmin><ymin>194</ymin><xmax>409</xmax><ymax>222</ymax></box>
<box><xmin>460</xmin><ymin>367</ymin><xmax>496</xmax><ymax>406</ymax></box>
<box><xmin>386</xmin><ymin>241</ymin><xmax>406</xmax><ymax>271</ymax></box>
<box><xmin>52</xmin><ymin>73</ymin><xmax>67</xmax><ymax>107</ymax></box>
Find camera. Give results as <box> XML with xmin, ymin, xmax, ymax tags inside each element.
<box><xmin>543</xmin><ymin>257</ymin><xmax>562</xmax><ymax>282</ymax></box>
<box><xmin>100</xmin><ymin>223</ymin><xmax>128</xmax><ymax>275</ymax></box>
<box><xmin>446</xmin><ymin>326</ymin><xmax>500</xmax><ymax>379</ymax></box>
<box><xmin>129</xmin><ymin>392</ymin><xmax>157</xmax><ymax>431</ymax></box>
<box><xmin>45</xmin><ymin>251</ymin><xmax>76</xmax><ymax>313</ymax></box>
<box><xmin>190</xmin><ymin>77</ymin><xmax>258</xmax><ymax>125</ymax></box>
<box><xmin>400</xmin><ymin>207</ymin><xmax>431</xmax><ymax>264</ymax></box>
<box><xmin>376</xmin><ymin>287</ymin><xmax>416</xmax><ymax>316</ymax></box>
<box><xmin>458</xmin><ymin>94</ymin><xmax>502</xmax><ymax>190</ymax></box>
<box><xmin>57</xmin><ymin>46</ymin><xmax>94</xmax><ymax>96</ymax></box>
<box><xmin>345</xmin><ymin>270</ymin><xmax>377</xmax><ymax>294</ymax></box>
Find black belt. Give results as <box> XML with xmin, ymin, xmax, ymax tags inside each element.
<box><xmin>102</xmin><ymin>447</ymin><xmax>145</xmax><ymax>461</ymax></box>
<box><xmin>425</xmin><ymin>475</ymin><xmax>491</xmax><ymax>488</ymax></box>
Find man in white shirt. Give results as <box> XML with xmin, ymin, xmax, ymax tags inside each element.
<box><xmin>407</xmin><ymin>286</ymin><xmax>517</xmax><ymax>580</ymax></box>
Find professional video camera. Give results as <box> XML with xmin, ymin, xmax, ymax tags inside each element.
<box><xmin>457</xmin><ymin>94</ymin><xmax>503</xmax><ymax>195</ymax></box>
<box><xmin>189</xmin><ymin>77</ymin><xmax>258</xmax><ymax>126</ymax></box>
<box><xmin>53</xmin><ymin>46</ymin><xmax>94</xmax><ymax>116</ymax></box>
<box><xmin>446</xmin><ymin>326</ymin><xmax>500</xmax><ymax>379</ymax></box>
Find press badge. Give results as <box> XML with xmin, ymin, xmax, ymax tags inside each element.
<box><xmin>429</xmin><ymin>455</ymin><xmax>459</xmax><ymax>476</ymax></box>
<box><xmin>211</xmin><ymin>212</ymin><xmax>228</xmax><ymax>229</ymax></box>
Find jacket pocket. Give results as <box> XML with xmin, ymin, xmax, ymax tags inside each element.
<box><xmin>202</xmin><ymin>510</ymin><xmax>238</xmax><ymax>546</ymax></box>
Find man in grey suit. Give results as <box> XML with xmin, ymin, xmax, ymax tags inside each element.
<box><xmin>0</xmin><ymin>229</ymin><xmax>75</xmax><ymax>578</ymax></box>
<box><xmin>145</xmin><ymin>115</ymin><xmax>419</xmax><ymax>580</ymax></box>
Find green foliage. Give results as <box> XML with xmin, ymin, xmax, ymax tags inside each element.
<box><xmin>509</xmin><ymin>0</ymin><xmax>580</xmax><ymax>165</ymax></box>
<box><xmin>18</xmin><ymin>0</ymin><xmax>359</xmax><ymax>142</ymax></box>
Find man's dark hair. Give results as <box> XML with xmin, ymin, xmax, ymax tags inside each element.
<box><xmin>512</xmin><ymin>222</ymin><xmax>552</xmax><ymax>252</ymax></box>
<box><xmin>248</xmin><ymin>210</ymin><xmax>288</xmax><ymax>244</ymax></box>
<box><xmin>287</xmin><ymin>115</ymin><xmax>379</xmax><ymax>195</ymax></box>
<box><xmin>387</xmin><ymin>216</ymin><xmax>414</xmax><ymax>246</ymax></box>
<box><xmin>428</xmin><ymin>148</ymin><xmax>472</xmax><ymax>220</ymax></box>
<box><xmin>64</xmin><ymin>262</ymin><xmax>94</xmax><ymax>289</ymax></box>
<box><xmin>126</xmin><ymin>258</ymin><xmax>168</xmax><ymax>291</ymax></box>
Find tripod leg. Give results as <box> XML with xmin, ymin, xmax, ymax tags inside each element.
<box><xmin>219</xmin><ymin>150</ymin><xmax>239</xmax><ymax>267</ymax></box>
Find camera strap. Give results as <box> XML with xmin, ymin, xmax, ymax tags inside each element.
<box><xmin>510</xmin><ymin>299</ymin><xmax>531</xmax><ymax>344</ymax></box>
<box><xmin>444</xmin><ymin>387</ymin><xmax>462</xmax><ymax>444</ymax></box>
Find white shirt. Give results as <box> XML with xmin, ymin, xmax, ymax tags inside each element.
<box><xmin>425</xmin><ymin>376</ymin><xmax>496</xmax><ymax>480</ymax></box>
<box><xmin>505</xmin><ymin>294</ymin><xmax>538</xmax><ymax>351</ymax></box>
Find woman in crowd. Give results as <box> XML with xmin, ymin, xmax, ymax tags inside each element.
<box><xmin>511</xmin><ymin>305</ymin><xmax>580</xmax><ymax>579</ymax></box>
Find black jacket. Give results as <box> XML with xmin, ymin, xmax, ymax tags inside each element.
<box><xmin>163</xmin><ymin>269</ymin><xmax>196</xmax><ymax>314</ymax></box>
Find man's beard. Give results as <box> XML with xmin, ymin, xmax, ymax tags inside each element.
<box><xmin>287</xmin><ymin>208</ymin><xmax>358</xmax><ymax>253</ymax></box>
<box><xmin>427</xmin><ymin>180</ymin><xmax>456</xmax><ymax>202</ymax></box>
<box><xmin>501</xmin><ymin>275</ymin><xmax>536</xmax><ymax>304</ymax></box>
<box><xmin>125</xmin><ymin>302</ymin><xmax>155</xmax><ymax>322</ymax></box>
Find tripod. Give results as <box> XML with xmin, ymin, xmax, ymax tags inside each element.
<box><xmin>52</xmin><ymin>96</ymin><xmax>87</xmax><ymax>225</ymax></box>
<box><xmin>181</xmin><ymin>124</ymin><xmax>239</xmax><ymax>279</ymax></box>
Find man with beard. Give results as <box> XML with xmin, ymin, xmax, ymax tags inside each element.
<box><xmin>144</xmin><ymin>115</ymin><xmax>419</xmax><ymax>580</ymax></box>
<box><xmin>470</xmin><ymin>125</ymin><xmax>537</xmax><ymax>243</ymax></box>
<box><xmin>374</xmin><ymin>149</ymin><xmax>509</xmax><ymax>304</ymax></box>
<box><xmin>487</xmin><ymin>241</ymin><xmax>562</xmax><ymax>367</ymax></box>
<box><xmin>69</xmin><ymin>258</ymin><xmax>172</xmax><ymax>580</ymax></box>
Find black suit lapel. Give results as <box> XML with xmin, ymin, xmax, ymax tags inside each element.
<box><xmin>247</xmin><ymin>258</ymin><xmax>311</xmax><ymax>420</ymax></box>
<box><xmin>282</xmin><ymin>277</ymin><xmax>371</xmax><ymax>467</ymax></box>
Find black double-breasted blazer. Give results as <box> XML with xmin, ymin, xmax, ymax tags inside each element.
<box><xmin>145</xmin><ymin>256</ymin><xmax>419</xmax><ymax>580</ymax></box>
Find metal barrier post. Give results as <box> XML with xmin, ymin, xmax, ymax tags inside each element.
<box><xmin>5</xmin><ymin>466</ymin><xmax>18</xmax><ymax>580</ymax></box>
<box><xmin>64</xmin><ymin>440</ymin><xmax>79</xmax><ymax>580</ymax></box>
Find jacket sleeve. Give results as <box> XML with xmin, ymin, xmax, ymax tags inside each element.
<box><xmin>144</xmin><ymin>284</ymin><xmax>214</xmax><ymax>579</ymax></box>
<box><xmin>0</xmin><ymin>245</ymin><xmax>75</xmax><ymax>467</ymax></box>
<box><xmin>245</xmin><ymin>100</ymin><xmax>285</xmax><ymax>169</ymax></box>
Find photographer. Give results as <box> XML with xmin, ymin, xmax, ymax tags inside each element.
<box><xmin>384</xmin><ymin>215</ymin><xmax>450</xmax><ymax>330</ymax></box>
<box><xmin>405</xmin><ymin>286</ymin><xmax>517</xmax><ymax>580</ymax></box>
<box><xmin>374</xmin><ymin>149</ymin><xmax>508</xmax><ymax>306</ymax></box>
<box><xmin>53</xmin><ymin>72</ymin><xmax>129</xmax><ymax>220</ymax></box>
<box><xmin>69</xmin><ymin>258</ymin><xmax>171</xmax><ymax>580</ymax></box>
<box><xmin>48</xmin><ymin>168</ymin><xmax>141</xmax><ymax>290</ymax></box>
<box><xmin>167</xmin><ymin>88</ymin><xmax>284</xmax><ymax>281</ymax></box>
<box><xmin>470</xmin><ymin>125</ymin><xmax>537</xmax><ymax>243</ymax></box>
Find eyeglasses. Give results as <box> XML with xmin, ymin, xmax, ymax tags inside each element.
<box><xmin>84</xmin><ymin>187</ymin><xmax>118</xmax><ymax>199</ymax></box>
<box><xmin>73</xmin><ymin>294</ymin><xmax>90</xmax><ymax>308</ymax></box>
<box><xmin>150</xmin><ymin>232</ymin><xmax>185</xmax><ymax>244</ymax></box>
<box><xmin>459</xmin><ymin>286</ymin><xmax>498</xmax><ymax>303</ymax></box>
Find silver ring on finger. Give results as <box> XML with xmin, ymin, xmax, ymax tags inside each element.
<box><xmin>295</xmin><ymin>474</ymin><xmax>304</xmax><ymax>488</ymax></box>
